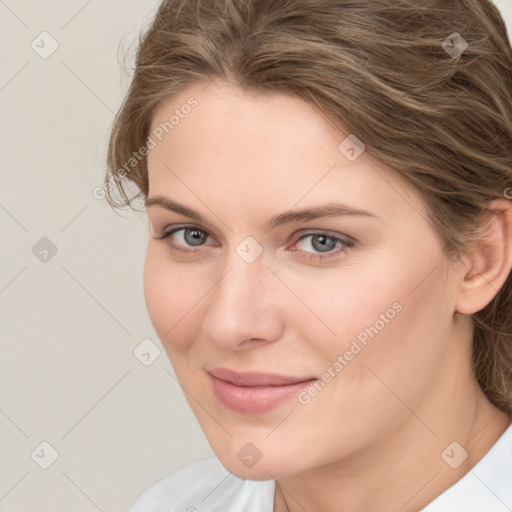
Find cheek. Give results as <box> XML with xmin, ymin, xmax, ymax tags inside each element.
<box><xmin>292</xmin><ymin>250</ymin><xmax>451</xmax><ymax>388</ymax></box>
<box><xmin>281</xmin><ymin>264</ymin><xmax>404</xmax><ymax>360</ymax></box>
<box><xmin>287</xmin><ymin>265</ymin><xmax>452</xmax><ymax>459</ymax></box>
<box><xmin>325</xmin><ymin>265</ymin><xmax>450</xmax><ymax>412</ymax></box>
<box><xmin>142</xmin><ymin>246</ymin><xmax>202</xmax><ymax>351</ymax></box>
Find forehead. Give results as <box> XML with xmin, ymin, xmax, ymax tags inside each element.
<box><xmin>146</xmin><ymin>80</ymin><xmax>427</xmax><ymax>224</ymax></box>
<box><xmin>149</xmin><ymin>80</ymin><xmax>339</xmax><ymax>162</ymax></box>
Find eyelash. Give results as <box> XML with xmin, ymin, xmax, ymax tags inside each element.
<box><xmin>152</xmin><ymin>224</ymin><xmax>354</xmax><ymax>262</ymax></box>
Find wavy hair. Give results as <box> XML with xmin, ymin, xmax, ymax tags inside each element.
<box><xmin>105</xmin><ymin>0</ymin><xmax>512</xmax><ymax>411</ymax></box>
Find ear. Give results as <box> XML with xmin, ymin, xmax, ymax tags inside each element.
<box><xmin>455</xmin><ymin>198</ymin><xmax>512</xmax><ymax>315</ymax></box>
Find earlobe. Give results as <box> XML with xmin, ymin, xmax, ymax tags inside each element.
<box><xmin>455</xmin><ymin>199</ymin><xmax>512</xmax><ymax>316</ymax></box>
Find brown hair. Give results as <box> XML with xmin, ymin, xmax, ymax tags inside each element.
<box><xmin>105</xmin><ymin>0</ymin><xmax>512</xmax><ymax>412</ymax></box>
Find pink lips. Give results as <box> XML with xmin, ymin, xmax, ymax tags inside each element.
<box><xmin>208</xmin><ymin>367</ymin><xmax>317</xmax><ymax>414</ymax></box>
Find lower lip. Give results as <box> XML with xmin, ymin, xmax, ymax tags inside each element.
<box><xmin>209</xmin><ymin>374</ymin><xmax>316</xmax><ymax>414</ymax></box>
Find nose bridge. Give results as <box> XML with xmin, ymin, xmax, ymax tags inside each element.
<box><xmin>201</xmin><ymin>243</ymin><xmax>281</xmax><ymax>348</ymax></box>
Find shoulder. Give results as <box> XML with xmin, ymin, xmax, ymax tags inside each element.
<box><xmin>128</xmin><ymin>456</ymin><xmax>275</xmax><ymax>512</ymax></box>
<box><xmin>421</xmin><ymin>421</ymin><xmax>512</xmax><ymax>511</ymax></box>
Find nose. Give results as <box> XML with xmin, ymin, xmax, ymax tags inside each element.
<box><xmin>201</xmin><ymin>251</ymin><xmax>284</xmax><ymax>351</ymax></box>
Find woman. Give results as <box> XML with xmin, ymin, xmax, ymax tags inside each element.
<box><xmin>105</xmin><ymin>0</ymin><xmax>512</xmax><ymax>510</ymax></box>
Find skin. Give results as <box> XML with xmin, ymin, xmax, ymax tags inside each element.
<box><xmin>143</xmin><ymin>79</ymin><xmax>512</xmax><ymax>512</ymax></box>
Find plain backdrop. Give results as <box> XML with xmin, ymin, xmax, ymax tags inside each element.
<box><xmin>1</xmin><ymin>1</ymin><xmax>511</xmax><ymax>510</ymax></box>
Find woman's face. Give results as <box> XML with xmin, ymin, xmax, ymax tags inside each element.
<box><xmin>144</xmin><ymin>80</ymin><xmax>460</xmax><ymax>479</ymax></box>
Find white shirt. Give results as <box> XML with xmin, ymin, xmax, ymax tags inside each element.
<box><xmin>128</xmin><ymin>422</ymin><xmax>512</xmax><ymax>512</ymax></box>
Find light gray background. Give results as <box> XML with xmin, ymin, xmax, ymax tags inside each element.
<box><xmin>1</xmin><ymin>1</ymin><xmax>511</xmax><ymax>510</ymax></box>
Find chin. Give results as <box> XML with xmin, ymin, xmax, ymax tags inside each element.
<box><xmin>221</xmin><ymin>458</ymin><xmax>287</xmax><ymax>481</ymax></box>
<box><xmin>213</xmin><ymin>447</ymin><xmax>300</xmax><ymax>481</ymax></box>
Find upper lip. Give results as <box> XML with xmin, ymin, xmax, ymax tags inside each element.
<box><xmin>207</xmin><ymin>367</ymin><xmax>316</xmax><ymax>387</ymax></box>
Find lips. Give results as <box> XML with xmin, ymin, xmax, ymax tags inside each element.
<box><xmin>207</xmin><ymin>367</ymin><xmax>317</xmax><ymax>414</ymax></box>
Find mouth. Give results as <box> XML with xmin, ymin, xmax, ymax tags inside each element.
<box><xmin>207</xmin><ymin>367</ymin><xmax>318</xmax><ymax>414</ymax></box>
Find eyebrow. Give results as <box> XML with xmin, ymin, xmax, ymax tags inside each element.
<box><xmin>145</xmin><ymin>195</ymin><xmax>378</xmax><ymax>229</ymax></box>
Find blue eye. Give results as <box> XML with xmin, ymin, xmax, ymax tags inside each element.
<box><xmin>293</xmin><ymin>233</ymin><xmax>353</xmax><ymax>261</ymax></box>
<box><xmin>153</xmin><ymin>225</ymin><xmax>353</xmax><ymax>261</ymax></box>
<box><xmin>154</xmin><ymin>226</ymin><xmax>212</xmax><ymax>254</ymax></box>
